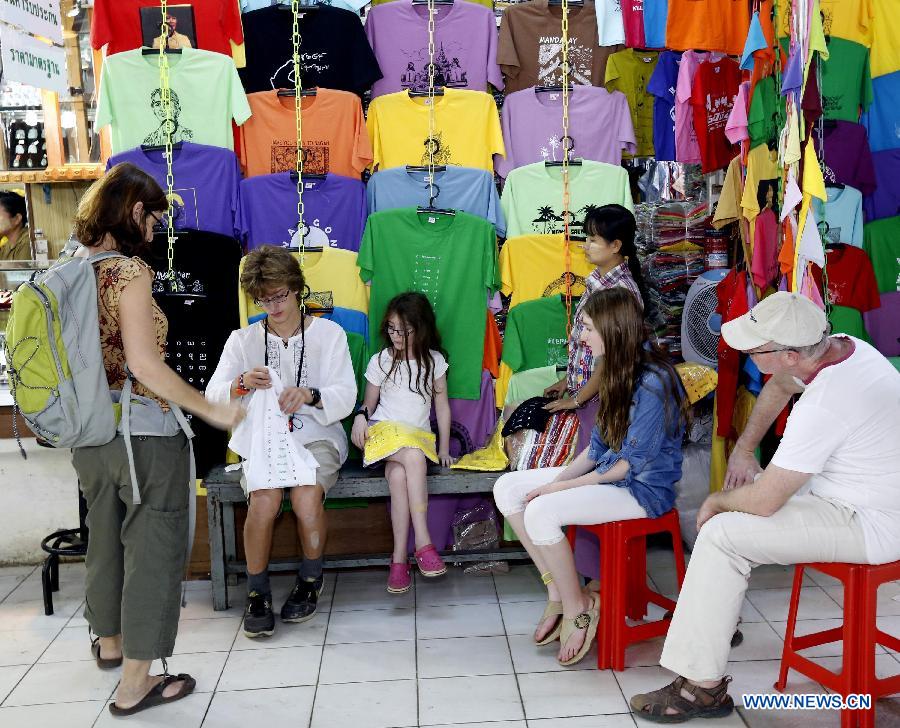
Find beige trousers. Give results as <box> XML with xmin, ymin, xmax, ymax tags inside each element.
<box><xmin>660</xmin><ymin>494</ymin><xmax>869</xmax><ymax>682</ymax></box>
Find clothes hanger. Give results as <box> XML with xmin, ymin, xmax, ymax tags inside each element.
<box><xmin>534</xmin><ymin>83</ymin><xmax>574</xmax><ymax>93</ymax></box>
<box><xmin>406</xmin><ymin>164</ymin><xmax>447</xmax><ymax>173</ymax></box>
<box><xmin>141</xmin><ymin>141</ymin><xmax>184</xmax><ymax>154</ymax></box>
<box><xmin>285</xmin><ymin>225</ymin><xmax>325</xmax><ymax>253</ymax></box>
<box><xmin>548</xmin><ymin>0</ymin><xmax>584</xmax><ymax>5</ymax></box>
<box><xmin>416</xmin><ymin>178</ymin><xmax>456</xmax><ymax>217</ymax></box>
<box><xmin>411</xmin><ymin>0</ymin><xmax>454</xmax><ymax>5</ymax></box>
<box><xmin>289</xmin><ymin>170</ymin><xmax>327</xmax><ymax>181</ymax></box>
<box><xmin>409</xmin><ymin>87</ymin><xmax>445</xmax><ymax>97</ymax></box>
<box><xmin>141</xmin><ymin>47</ymin><xmax>182</xmax><ymax>55</ymax></box>
<box><xmin>825</xmin><ymin>182</ymin><xmax>846</xmax><ymax>190</ymax></box>
<box><xmin>545</xmin><ymin>157</ymin><xmax>583</xmax><ymax>167</ymax></box>
<box><xmin>277</xmin><ymin>88</ymin><xmax>318</xmax><ymax>97</ymax></box>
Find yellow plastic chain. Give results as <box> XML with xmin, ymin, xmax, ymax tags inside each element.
<box><xmin>156</xmin><ymin>0</ymin><xmax>177</xmax><ymax>283</ymax></box>
<box><xmin>560</xmin><ymin>0</ymin><xmax>573</xmax><ymax>337</ymax></box>
<box><xmin>291</xmin><ymin>0</ymin><xmax>307</xmax><ymax>267</ymax></box>
<box><xmin>426</xmin><ymin>0</ymin><xmax>437</xmax><ymax>196</ymax></box>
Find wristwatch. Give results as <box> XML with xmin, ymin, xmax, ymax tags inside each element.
<box><xmin>355</xmin><ymin>406</ymin><xmax>369</xmax><ymax>420</ymax></box>
<box><xmin>309</xmin><ymin>387</ymin><xmax>322</xmax><ymax>407</ymax></box>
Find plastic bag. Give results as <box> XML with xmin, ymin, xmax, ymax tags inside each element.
<box><xmin>675</xmin><ymin>442</ymin><xmax>713</xmax><ymax>550</ymax></box>
<box><xmin>451</xmin><ymin>502</ymin><xmax>509</xmax><ymax>576</ymax></box>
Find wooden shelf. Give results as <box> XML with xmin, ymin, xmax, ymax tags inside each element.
<box><xmin>0</xmin><ymin>165</ymin><xmax>103</xmax><ymax>184</ymax></box>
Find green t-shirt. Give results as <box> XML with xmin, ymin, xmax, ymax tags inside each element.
<box><xmin>505</xmin><ymin>365</ymin><xmax>561</xmax><ymax>406</ymax></box>
<box><xmin>502</xmin><ymin>295</ymin><xmax>575</xmax><ymax>374</ymax></box>
<box><xmin>863</xmin><ymin>216</ymin><xmax>900</xmax><ymax>294</ymax></box>
<box><xmin>500</xmin><ymin>160</ymin><xmax>634</xmax><ymax>239</ymax></box>
<box><xmin>748</xmin><ymin>76</ymin><xmax>778</xmax><ymax>149</ymax></box>
<box><xmin>828</xmin><ymin>305</ymin><xmax>872</xmax><ymax>343</ymax></box>
<box><xmin>890</xmin><ymin>357</ymin><xmax>900</xmax><ymax>374</ymax></box>
<box><xmin>357</xmin><ymin>208</ymin><xmax>499</xmax><ymax>400</ymax></box>
<box><xmin>605</xmin><ymin>49</ymin><xmax>660</xmax><ymax>158</ymax></box>
<box><xmin>821</xmin><ymin>37</ymin><xmax>873</xmax><ymax>122</ymax></box>
<box><xmin>97</xmin><ymin>48</ymin><xmax>251</xmax><ymax>154</ymax></box>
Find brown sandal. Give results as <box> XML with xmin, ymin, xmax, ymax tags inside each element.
<box><xmin>90</xmin><ymin>638</ymin><xmax>122</xmax><ymax>670</ymax></box>
<box><xmin>631</xmin><ymin>676</ymin><xmax>734</xmax><ymax>723</ymax></box>
<box><xmin>108</xmin><ymin>673</ymin><xmax>196</xmax><ymax>717</ymax></box>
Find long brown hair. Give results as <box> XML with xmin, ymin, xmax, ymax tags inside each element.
<box><xmin>378</xmin><ymin>292</ymin><xmax>446</xmax><ymax>402</ymax></box>
<box><xmin>586</xmin><ymin>287</ymin><xmax>689</xmax><ymax>451</ymax></box>
<box><xmin>72</xmin><ymin>162</ymin><xmax>168</xmax><ymax>257</ymax></box>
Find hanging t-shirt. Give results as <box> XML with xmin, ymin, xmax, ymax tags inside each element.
<box><xmin>871</xmin><ymin>0</ymin><xmax>900</xmax><ymax>77</ymax></box>
<box><xmin>431</xmin><ymin>369</ymin><xmax>496</xmax><ymax>458</ymax></box>
<box><xmin>747</xmin><ymin>75</ymin><xmax>778</xmax><ymax>148</ymax></box>
<box><xmin>366</xmin><ymin>349</ymin><xmax>449</xmax><ymax>431</ymax></box>
<box><xmin>498</xmin><ymin>0</ymin><xmax>614</xmax><ymax>93</ymax></box>
<box><xmin>864</xmin><ymin>150</ymin><xmax>900</xmax><ymax>222</ymax></box>
<box><xmin>238</xmin><ymin>172</ymin><xmax>367</xmax><ymax>252</ymax></box>
<box><xmin>665</xmin><ymin>0</ymin><xmax>750</xmax><ymax>55</ymax></box>
<box><xmin>366</xmin><ymin>88</ymin><xmax>504</xmax><ymax>172</ymax></box>
<box><xmin>237</xmin><ymin>5</ymin><xmax>382</xmax><ymax>95</ymax></box>
<box><xmin>96</xmin><ymin>48</ymin><xmax>250</xmax><ymax>154</ymax></box>
<box><xmin>242</xmin><ymin>0</ymin><xmax>368</xmax><ymax>13</ymax></box>
<box><xmin>365</xmin><ymin>1</ymin><xmax>502</xmax><ymax>98</ymax></box>
<box><xmin>497</xmin><ymin>294</ymin><xmax>574</xmax><ymax>406</ymax></box>
<box><xmin>605</xmin><ymin>49</ymin><xmax>660</xmax><ymax>157</ymax></box>
<box><xmin>810</xmin><ymin>244</ymin><xmax>881</xmax><ymax>311</ymax></box>
<box><xmin>813</xmin><ymin>121</ymin><xmax>877</xmax><ymax>196</ymax></box>
<box><xmin>143</xmin><ymin>230</ymin><xmax>241</xmax><ymax>474</ymax></box>
<box><xmin>812</xmin><ymin>185</ymin><xmax>864</xmax><ymax>248</ymax></box>
<box><xmin>822</xmin><ymin>38</ymin><xmax>873</xmax><ymax>122</ymax></box>
<box><xmin>675</xmin><ymin>50</ymin><xmax>723</xmax><ymax>164</ymax></box>
<box><xmin>643</xmin><ymin>0</ymin><xmax>668</xmax><ymax>48</ymax></box>
<box><xmin>725</xmin><ymin>81</ymin><xmax>750</xmax><ymax>145</ymax></box>
<box><xmin>819</xmin><ymin>0</ymin><xmax>873</xmax><ymax>47</ymax></box>
<box><xmin>238</xmin><ymin>89</ymin><xmax>372</xmax><ymax>178</ymax></box>
<box><xmin>622</xmin><ymin>0</ymin><xmax>646</xmax><ymax>48</ymax></box>
<box><xmin>499</xmin><ymin>234</ymin><xmax>596</xmax><ymax>310</ymax></box>
<box><xmin>740</xmin><ymin>144</ymin><xmax>781</xmax><ymax>225</ymax></box>
<box><xmin>107</xmin><ymin>143</ymin><xmax>240</xmax><ymax>238</ymax></box>
<box><xmin>357</xmin><ymin>209</ymin><xmax>499</xmax><ymax>400</ymax></box>
<box><xmin>863</xmin><ymin>216</ymin><xmax>900</xmax><ymax>294</ymax></box>
<box><xmin>371</xmin><ymin>0</ymin><xmax>494</xmax><ymax>7</ymax></box>
<box><xmin>91</xmin><ymin>0</ymin><xmax>243</xmax><ymax>57</ymax></box>
<box><xmin>751</xmin><ymin>206</ymin><xmax>779</xmax><ymax>289</ymax></box>
<box><xmin>596</xmin><ymin>0</ymin><xmax>626</xmax><ymax>46</ymax></box>
<box><xmin>861</xmin><ymin>70</ymin><xmax>900</xmax><ymax>152</ymax></box>
<box><xmin>647</xmin><ymin>51</ymin><xmax>681</xmax><ymax>161</ymax></box>
<box><xmin>500</xmin><ymin>160</ymin><xmax>634</xmax><ymax>238</ymax></box>
<box><xmin>689</xmin><ymin>55</ymin><xmax>741</xmax><ymax>173</ymax></box>
<box><xmin>863</xmin><ymin>292</ymin><xmax>900</xmax><ymax>356</ymax></box>
<box><xmin>366</xmin><ymin>166</ymin><xmax>505</xmax><ymax>237</ymax></box>
<box><xmin>496</xmin><ymin>85</ymin><xmax>636</xmax><ymax>178</ymax></box>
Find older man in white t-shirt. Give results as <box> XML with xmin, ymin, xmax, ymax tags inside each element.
<box><xmin>630</xmin><ymin>292</ymin><xmax>900</xmax><ymax>723</ymax></box>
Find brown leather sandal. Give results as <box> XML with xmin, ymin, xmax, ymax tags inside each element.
<box><xmin>108</xmin><ymin>673</ymin><xmax>196</xmax><ymax>717</ymax></box>
<box><xmin>630</xmin><ymin>676</ymin><xmax>734</xmax><ymax>723</ymax></box>
<box><xmin>90</xmin><ymin>638</ymin><xmax>122</xmax><ymax>670</ymax></box>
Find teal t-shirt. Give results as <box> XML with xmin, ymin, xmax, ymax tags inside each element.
<box><xmin>501</xmin><ymin>295</ymin><xmax>576</xmax><ymax>374</ymax></box>
<box><xmin>357</xmin><ymin>208</ymin><xmax>499</xmax><ymax>400</ymax></box>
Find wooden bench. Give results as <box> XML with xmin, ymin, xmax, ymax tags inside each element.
<box><xmin>204</xmin><ymin>464</ymin><xmax>527</xmax><ymax>610</ymax></box>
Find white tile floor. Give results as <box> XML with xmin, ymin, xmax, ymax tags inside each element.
<box><xmin>1</xmin><ymin>555</ymin><xmax>900</xmax><ymax>728</ymax></box>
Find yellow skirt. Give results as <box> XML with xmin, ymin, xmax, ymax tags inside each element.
<box><xmin>363</xmin><ymin>420</ymin><xmax>439</xmax><ymax>466</ymax></box>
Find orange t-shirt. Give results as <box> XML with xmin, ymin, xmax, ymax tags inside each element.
<box><xmin>665</xmin><ymin>0</ymin><xmax>750</xmax><ymax>56</ymax></box>
<box><xmin>482</xmin><ymin>310</ymin><xmax>501</xmax><ymax>378</ymax></box>
<box><xmin>239</xmin><ymin>88</ymin><xmax>373</xmax><ymax>179</ymax></box>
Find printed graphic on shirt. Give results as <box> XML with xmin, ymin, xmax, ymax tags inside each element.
<box><xmin>820</xmin><ymin>5</ymin><xmax>835</xmax><ymax>37</ymax></box>
<box><xmin>542</xmin><ymin>271</ymin><xmax>587</xmax><ymax>297</ymax></box>
<box><xmin>420</xmin><ymin>132</ymin><xmax>452</xmax><ymax>165</ymax></box>
<box><xmin>539</xmin><ymin>133</ymin><xmax>576</xmax><ymax>162</ymax></box>
<box><xmin>269</xmin><ymin>51</ymin><xmax>332</xmax><ymax>90</ymax></box>
<box><xmin>156</xmin><ymin>187</ymin><xmax>201</xmax><ymax>230</ymax></box>
<box><xmin>400</xmin><ymin>42</ymin><xmax>469</xmax><ymax>91</ymax></box>
<box><xmin>140</xmin><ymin>6</ymin><xmax>196</xmax><ymax>50</ymax></box>
<box><xmin>270</xmin><ymin>140</ymin><xmax>330</xmax><ymax>174</ymax></box>
<box><xmin>705</xmin><ymin>91</ymin><xmax>732</xmax><ymax>133</ymax></box>
<box><xmin>530</xmin><ymin>203</ymin><xmax>600</xmax><ymax>236</ymax></box>
<box><xmin>266</xmin><ymin>339</ymin><xmax>310</xmax><ymax>388</ymax></box>
<box><xmin>284</xmin><ymin>221</ymin><xmax>336</xmax><ymax>249</ymax></box>
<box><xmin>166</xmin><ymin>336</ymin><xmax>211</xmax><ymax>386</ymax></box>
<box><xmin>546</xmin><ymin>335</ymin><xmax>569</xmax><ymax>366</ymax></box>
<box><xmin>412</xmin><ymin>252</ymin><xmax>443</xmax><ymax>306</ymax></box>
<box><xmin>538</xmin><ymin>36</ymin><xmax>593</xmax><ymax>86</ymax></box>
<box><xmin>151</xmin><ymin>267</ymin><xmax>206</xmax><ymax>296</ymax></box>
<box><xmin>818</xmin><ymin>220</ymin><xmax>843</xmax><ymax>247</ymax></box>
<box><xmin>143</xmin><ymin>88</ymin><xmax>194</xmax><ymax>146</ymax></box>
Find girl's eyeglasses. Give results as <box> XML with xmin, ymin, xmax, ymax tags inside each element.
<box><xmin>387</xmin><ymin>325</ymin><xmax>414</xmax><ymax>336</ymax></box>
<box><xmin>254</xmin><ymin>290</ymin><xmax>293</xmax><ymax>308</ymax></box>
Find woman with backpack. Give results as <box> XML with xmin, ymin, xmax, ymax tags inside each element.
<box><xmin>70</xmin><ymin>163</ymin><xmax>244</xmax><ymax>716</ymax></box>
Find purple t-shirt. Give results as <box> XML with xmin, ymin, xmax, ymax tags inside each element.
<box><xmin>864</xmin><ymin>292</ymin><xmax>900</xmax><ymax>357</ymax></box>
<box><xmin>431</xmin><ymin>369</ymin><xmax>497</xmax><ymax>458</ymax></box>
<box><xmin>238</xmin><ymin>172</ymin><xmax>367</xmax><ymax>252</ymax></box>
<box><xmin>864</xmin><ymin>150</ymin><xmax>900</xmax><ymax>222</ymax></box>
<box><xmin>647</xmin><ymin>50</ymin><xmax>681</xmax><ymax>162</ymax></box>
<box><xmin>365</xmin><ymin>1</ymin><xmax>503</xmax><ymax>99</ymax></box>
<box><xmin>813</xmin><ymin>121</ymin><xmax>877</xmax><ymax>197</ymax></box>
<box><xmin>495</xmin><ymin>85</ymin><xmax>636</xmax><ymax>179</ymax></box>
<box><xmin>107</xmin><ymin>142</ymin><xmax>240</xmax><ymax>238</ymax></box>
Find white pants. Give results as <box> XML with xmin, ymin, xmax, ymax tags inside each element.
<box><xmin>660</xmin><ymin>494</ymin><xmax>869</xmax><ymax>682</ymax></box>
<box><xmin>493</xmin><ymin>466</ymin><xmax>647</xmax><ymax>545</ymax></box>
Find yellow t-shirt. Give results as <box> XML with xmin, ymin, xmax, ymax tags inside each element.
<box><xmin>239</xmin><ymin>248</ymin><xmax>369</xmax><ymax>325</ymax></box>
<box><xmin>366</xmin><ymin>88</ymin><xmax>505</xmax><ymax>172</ymax></box>
<box><xmin>740</xmin><ymin>145</ymin><xmax>780</xmax><ymax>224</ymax></box>
<box><xmin>499</xmin><ymin>234</ymin><xmax>595</xmax><ymax>311</ymax></box>
<box><xmin>820</xmin><ymin>0</ymin><xmax>873</xmax><ymax>47</ymax></box>
<box><xmin>872</xmin><ymin>0</ymin><xmax>900</xmax><ymax>77</ymax></box>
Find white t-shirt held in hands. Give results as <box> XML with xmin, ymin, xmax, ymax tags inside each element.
<box><xmin>366</xmin><ymin>349</ymin><xmax>449</xmax><ymax>432</ymax></box>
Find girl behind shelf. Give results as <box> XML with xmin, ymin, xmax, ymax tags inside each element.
<box><xmin>351</xmin><ymin>292</ymin><xmax>454</xmax><ymax>594</ymax></box>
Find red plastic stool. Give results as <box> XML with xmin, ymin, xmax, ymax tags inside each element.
<box><xmin>776</xmin><ymin>560</ymin><xmax>900</xmax><ymax>728</ymax></box>
<box><xmin>568</xmin><ymin>509</ymin><xmax>687</xmax><ymax>671</ymax></box>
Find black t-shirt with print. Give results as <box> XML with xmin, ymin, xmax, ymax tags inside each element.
<box><xmin>237</xmin><ymin>5</ymin><xmax>382</xmax><ymax>95</ymax></box>
<box><xmin>144</xmin><ymin>230</ymin><xmax>241</xmax><ymax>475</ymax></box>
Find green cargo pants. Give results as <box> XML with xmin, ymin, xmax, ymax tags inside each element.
<box><xmin>73</xmin><ymin>432</ymin><xmax>190</xmax><ymax>661</ymax></box>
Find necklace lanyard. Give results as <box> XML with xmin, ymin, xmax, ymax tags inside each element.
<box><xmin>263</xmin><ymin>307</ymin><xmax>306</xmax><ymax>431</ymax></box>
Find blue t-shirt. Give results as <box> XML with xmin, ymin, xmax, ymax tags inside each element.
<box><xmin>812</xmin><ymin>184</ymin><xmax>865</xmax><ymax>247</ymax></box>
<box><xmin>248</xmin><ymin>306</ymin><xmax>368</xmax><ymax>341</ymax></box>
<box><xmin>643</xmin><ymin>0</ymin><xmax>668</xmax><ymax>49</ymax></box>
<box><xmin>646</xmin><ymin>51</ymin><xmax>681</xmax><ymax>162</ymax></box>
<box><xmin>861</xmin><ymin>70</ymin><xmax>900</xmax><ymax>153</ymax></box>
<box><xmin>107</xmin><ymin>142</ymin><xmax>241</xmax><ymax>238</ymax></box>
<box><xmin>238</xmin><ymin>172</ymin><xmax>367</xmax><ymax>252</ymax></box>
<box><xmin>366</xmin><ymin>166</ymin><xmax>506</xmax><ymax>238</ymax></box>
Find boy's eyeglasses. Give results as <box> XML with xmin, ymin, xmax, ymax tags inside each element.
<box><xmin>749</xmin><ymin>347</ymin><xmax>796</xmax><ymax>356</ymax></box>
<box><xmin>387</xmin><ymin>325</ymin><xmax>414</xmax><ymax>336</ymax></box>
<box><xmin>254</xmin><ymin>289</ymin><xmax>293</xmax><ymax>307</ymax></box>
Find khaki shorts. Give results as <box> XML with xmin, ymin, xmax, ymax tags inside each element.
<box><xmin>240</xmin><ymin>439</ymin><xmax>342</xmax><ymax>498</ymax></box>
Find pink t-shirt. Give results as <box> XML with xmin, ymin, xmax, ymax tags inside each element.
<box><xmin>622</xmin><ymin>0</ymin><xmax>646</xmax><ymax>48</ymax></box>
<box><xmin>675</xmin><ymin>50</ymin><xmax>724</xmax><ymax>164</ymax></box>
<box><xmin>751</xmin><ymin>207</ymin><xmax>779</xmax><ymax>289</ymax></box>
<box><xmin>726</xmin><ymin>81</ymin><xmax>750</xmax><ymax>145</ymax></box>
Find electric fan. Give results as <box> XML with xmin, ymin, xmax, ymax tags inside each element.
<box><xmin>680</xmin><ymin>269</ymin><xmax>729</xmax><ymax>367</ymax></box>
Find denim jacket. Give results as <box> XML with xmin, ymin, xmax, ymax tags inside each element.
<box><xmin>588</xmin><ymin>365</ymin><xmax>685</xmax><ymax>518</ymax></box>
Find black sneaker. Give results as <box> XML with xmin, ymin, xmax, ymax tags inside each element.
<box><xmin>280</xmin><ymin>575</ymin><xmax>324</xmax><ymax>623</ymax></box>
<box><xmin>243</xmin><ymin>591</ymin><xmax>275</xmax><ymax>637</ymax></box>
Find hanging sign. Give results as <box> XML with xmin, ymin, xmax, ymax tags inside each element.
<box><xmin>0</xmin><ymin>24</ymin><xmax>68</xmax><ymax>94</ymax></box>
<box><xmin>0</xmin><ymin>0</ymin><xmax>63</xmax><ymax>44</ymax></box>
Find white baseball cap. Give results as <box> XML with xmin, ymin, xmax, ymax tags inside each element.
<box><xmin>721</xmin><ymin>292</ymin><xmax>828</xmax><ymax>351</ymax></box>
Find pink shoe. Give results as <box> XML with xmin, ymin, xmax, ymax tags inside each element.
<box><xmin>387</xmin><ymin>562</ymin><xmax>412</xmax><ymax>594</ymax></box>
<box><xmin>415</xmin><ymin>544</ymin><xmax>447</xmax><ymax>577</ymax></box>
